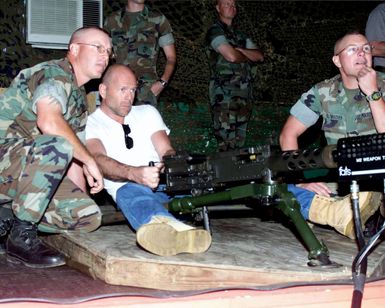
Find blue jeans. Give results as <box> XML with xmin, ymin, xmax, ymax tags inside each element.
<box><xmin>287</xmin><ymin>184</ymin><xmax>316</xmax><ymax>220</ymax></box>
<box><xmin>116</xmin><ymin>183</ymin><xmax>175</xmax><ymax>231</ymax></box>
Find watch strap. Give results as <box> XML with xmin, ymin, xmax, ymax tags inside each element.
<box><xmin>158</xmin><ymin>79</ymin><xmax>168</xmax><ymax>88</ymax></box>
<box><xmin>366</xmin><ymin>91</ymin><xmax>383</xmax><ymax>102</ymax></box>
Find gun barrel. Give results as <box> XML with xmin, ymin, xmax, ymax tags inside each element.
<box><xmin>269</xmin><ymin>145</ymin><xmax>337</xmax><ymax>173</ymax></box>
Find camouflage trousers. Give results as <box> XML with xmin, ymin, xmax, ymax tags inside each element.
<box><xmin>209</xmin><ymin>82</ymin><xmax>252</xmax><ymax>151</ymax></box>
<box><xmin>0</xmin><ymin>135</ymin><xmax>101</xmax><ymax>234</ymax></box>
<box><xmin>135</xmin><ymin>81</ymin><xmax>158</xmax><ymax>106</ymax></box>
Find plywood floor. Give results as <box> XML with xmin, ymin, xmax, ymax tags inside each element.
<box><xmin>44</xmin><ymin>206</ymin><xmax>385</xmax><ymax>291</ymax></box>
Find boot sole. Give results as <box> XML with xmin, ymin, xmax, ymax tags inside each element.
<box><xmin>345</xmin><ymin>192</ymin><xmax>383</xmax><ymax>239</ymax></box>
<box><xmin>6</xmin><ymin>254</ymin><xmax>66</xmax><ymax>268</ymax></box>
<box><xmin>136</xmin><ymin>223</ymin><xmax>212</xmax><ymax>256</ymax></box>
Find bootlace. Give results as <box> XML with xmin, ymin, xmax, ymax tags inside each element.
<box><xmin>0</xmin><ymin>218</ymin><xmax>13</xmax><ymax>237</ymax></box>
<box><xmin>19</xmin><ymin>224</ymin><xmax>42</xmax><ymax>249</ymax></box>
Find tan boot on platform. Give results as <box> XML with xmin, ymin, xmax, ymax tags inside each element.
<box><xmin>136</xmin><ymin>216</ymin><xmax>212</xmax><ymax>256</ymax></box>
<box><xmin>308</xmin><ymin>192</ymin><xmax>383</xmax><ymax>239</ymax></box>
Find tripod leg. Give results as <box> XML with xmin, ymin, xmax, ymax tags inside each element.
<box><xmin>275</xmin><ymin>185</ymin><xmax>341</xmax><ymax>267</ymax></box>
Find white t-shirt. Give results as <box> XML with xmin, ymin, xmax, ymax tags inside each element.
<box><xmin>86</xmin><ymin>105</ymin><xmax>170</xmax><ymax>200</ymax></box>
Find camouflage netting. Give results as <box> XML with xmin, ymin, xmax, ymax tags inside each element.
<box><xmin>0</xmin><ymin>0</ymin><xmax>381</xmax><ymax>153</ymax></box>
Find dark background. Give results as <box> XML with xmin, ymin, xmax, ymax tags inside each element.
<box><xmin>0</xmin><ymin>0</ymin><xmax>382</xmax><ymax>152</ymax></box>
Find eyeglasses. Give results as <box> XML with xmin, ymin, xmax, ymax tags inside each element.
<box><xmin>335</xmin><ymin>43</ymin><xmax>372</xmax><ymax>56</ymax></box>
<box><xmin>122</xmin><ymin>124</ymin><xmax>134</xmax><ymax>149</ymax></box>
<box><xmin>76</xmin><ymin>43</ymin><xmax>114</xmax><ymax>58</ymax></box>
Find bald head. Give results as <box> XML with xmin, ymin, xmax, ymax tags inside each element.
<box><xmin>334</xmin><ymin>31</ymin><xmax>366</xmax><ymax>55</ymax></box>
<box><xmin>102</xmin><ymin>64</ymin><xmax>136</xmax><ymax>86</ymax></box>
<box><xmin>99</xmin><ymin>64</ymin><xmax>137</xmax><ymax>119</ymax></box>
<box><xmin>68</xmin><ymin>26</ymin><xmax>110</xmax><ymax>47</ymax></box>
<box><xmin>66</xmin><ymin>26</ymin><xmax>111</xmax><ymax>86</ymax></box>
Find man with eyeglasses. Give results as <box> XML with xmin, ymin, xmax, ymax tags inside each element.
<box><xmin>85</xmin><ymin>64</ymin><xmax>212</xmax><ymax>256</ymax></box>
<box><xmin>279</xmin><ymin>31</ymin><xmax>385</xmax><ymax>239</ymax></box>
<box><xmin>0</xmin><ymin>27</ymin><xmax>111</xmax><ymax>267</ymax></box>
<box><xmin>206</xmin><ymin>0</ymin><xmax>264</xmax><ymax>151</ymax></box>
<box><xmin>104</xmin><ymin>0</ymin><xmax>176</xmax><ymax>107</ymax></box>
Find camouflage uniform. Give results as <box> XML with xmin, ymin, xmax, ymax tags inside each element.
<box><xmin>104</xmin><ymin>5</ymin><xmax>174</xmax><ymax>106</ymax></box>
<box><xmin>288</xmin><ymin>73</ymin><xmax>385</xmax><ymax>227</ymax></box>
<box><xmin>0</xmin><ymin>58</ymin><xmax>101</xmax><ymax>234</ymax></box>
<box><xmin>206</xmin><ymin>20</ymin><xmax>257</xmax><ymax>151</ymax></box>
<box><xmin>290</xmin><ymin>73</ymin><xmax>385</xmax><ymax>145</ymax></box>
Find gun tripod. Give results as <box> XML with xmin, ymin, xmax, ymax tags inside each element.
<box><xmin>168</xmin><ymin>181</ymin><xmax>341</xmax><ymax>267</ymax></box>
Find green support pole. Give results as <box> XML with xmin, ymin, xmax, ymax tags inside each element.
<box><xmin>273</xmin><ymin>184</ymin><xmax>330</xmax><ymax>262</ymax></box>
<box><xmin>168</xmin><ymin>183</ymin><xmax>262</xmax><ymax>214</ymax></box>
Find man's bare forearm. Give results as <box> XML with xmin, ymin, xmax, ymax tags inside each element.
<box><xmin>93</xmin><ymin>153</ymin><xmax>132</xmax><ymax>182</ymax></box>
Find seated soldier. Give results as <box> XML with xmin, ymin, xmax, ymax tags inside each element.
<box><xmin>280</xmin><ymin>31</ymin><xmax>385</xmax><ymax>239</ymax></box>
<box><xmin>85</xmin><ymin>64</ymin><xmax>212</xmax><ymax>256</ymax></box>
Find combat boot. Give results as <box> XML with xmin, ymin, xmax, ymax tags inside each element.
<box><xmin>0</xmin><ymin>205</ymin><xmax>14</xmax><ymax>254</ymax></box>
<box><xmin>308</xmin><ymin>191</ymin><xmax>383</xmax><ymax>239</ymax></box>
<box><xmin>136</xmin><ymin>216</ymin><xmax>212</xmax><ymax>256</ymax></box>
<box><xmin>363</xmin><ymin>203</ymin><xmax>385</xmax><ymax>238</ymax></box>
<box><xmin>6</xmin><ymin>217</ymin><xmax>66</xmax><ymax>268</ymax></box>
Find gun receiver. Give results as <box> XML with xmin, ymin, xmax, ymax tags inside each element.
<box><xmin>164</xmin><ymin>145</ymin><xmax>337</xmax><ymax>194</ymax></box>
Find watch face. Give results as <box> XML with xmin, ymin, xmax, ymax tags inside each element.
<box><xmin>372</xmin><ymin>91</ymin><xmax>382</xmax><ymax>100</ymax></box>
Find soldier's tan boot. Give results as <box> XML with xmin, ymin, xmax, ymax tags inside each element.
<box><xmin>136</xmin><ymin>216</ymin><xmax>212</xmax><ymax>256</ymax></box>
<box><xmin>308</xmin><ymin>192</ymin><xmax>383</xmax><ymax>239</ymax></box>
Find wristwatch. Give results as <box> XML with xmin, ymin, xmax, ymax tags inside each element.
<box><xmin>158</xmin><ymin>79</ymin><xmax>168</xmax><ymax>88</ymax></box>
<box><xmin>366</xmin><ymin>91</ymin><xmax>383</xmax><ymax>102</ymax></box>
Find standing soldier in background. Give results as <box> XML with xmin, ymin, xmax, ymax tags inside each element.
<box><xmin>206</xmin><ymin>0</ymin><xmax>264</xmax><ymax>151</ymax></box>
<box><xmin>104</xmin><ymin>0</ymin><xmax>176</xmax><ymax>106</ymax></box>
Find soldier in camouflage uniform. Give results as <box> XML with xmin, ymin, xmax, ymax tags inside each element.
<box><xmin>104</xmin><ymin>0</ymin><xmax>176</xmax><ymax>106</ymax></box>
<box><xmin>206</xmin><ymin>0</ymin><xmax>264</xmax><ymax>151</ymax></box>
<box><xmin>279</xmin><ymin>31</ymin><xmax>385</xmax><ymax>239</ymax></box>
<box><xmin>0</xmin><ymin>27</ymin><xmax>111</xmax><ymax>267</ymax></box>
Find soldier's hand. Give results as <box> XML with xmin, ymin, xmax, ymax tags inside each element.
<box><xmin>296</xmin><ymin>182</ymin><xmax>332</xmax><ymax>197</ymax></box>
<box><xmin>83</xmin><ymin>159</ymin><xmax>104</xmax><ymax>194</ymax></box>
<box><xmin>357</xmin><ymin>66</ymin><xmax>378</xmax><ymax>96</ymax></box>
<box><xmin>150</xmin><ymin>82</ymin><xmax>164</xmax><ymax>97</ymax></box>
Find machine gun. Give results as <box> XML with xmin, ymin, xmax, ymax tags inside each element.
<box><xmin>163</xmin><ymin>144</ymin><xmax>338</xmax><ymax>267</ymax></box>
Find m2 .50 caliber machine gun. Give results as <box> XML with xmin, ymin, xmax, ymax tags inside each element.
<box><xmin>162</xmin><ymin>144</ymin><xmax>338</xmax><ymax>267</ymax></box>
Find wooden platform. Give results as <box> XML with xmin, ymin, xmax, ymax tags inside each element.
<box><xmin>44</xmin><ymin>206</ymin><xmax>385</xmax><ymax>291</ymax></box>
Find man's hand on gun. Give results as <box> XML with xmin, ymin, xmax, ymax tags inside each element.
<box><xmin>130</xmin><ymin>162</ymin><xmax>164</xmax><ymax>189</ymax></box>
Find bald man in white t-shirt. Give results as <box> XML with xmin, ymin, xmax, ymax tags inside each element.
<box><xmin>85</xmin><ymin>64</ymin><xmax>211</xmax><ymax>256</ymax></box>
